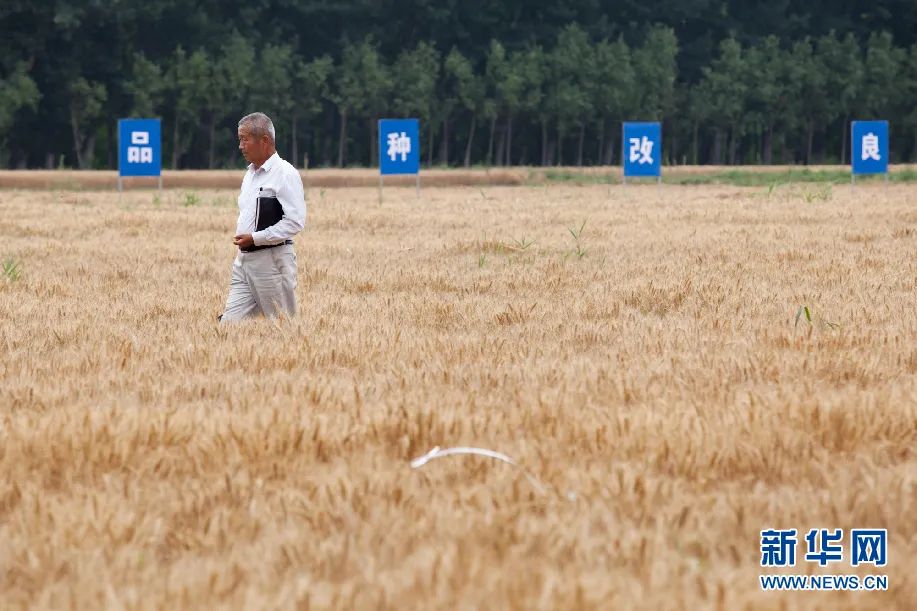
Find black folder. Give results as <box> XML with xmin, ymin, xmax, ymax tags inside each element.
<box><xmin>255</xmin><ymin>191</ymin><xmax>284</xmax><ymax>231</ymax></box>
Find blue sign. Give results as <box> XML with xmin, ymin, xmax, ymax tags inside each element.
<box><xmin>379</xmin><ymin>118</ymin><xmax>419</xmax><ymax>175</ymax></box>
<box><xmin>622</xmin><ymin>122</ymin><xmax>661</xmax><ymax>178</ymax></box>
<box><xmin>851</xmin><ymin>120</ymin><xmax>888</xmax><ymax>175</ymax></box>
<box><xmin>119</xmin><ymin>118</ymin><xmax>161</xmax><ymax>177</ymax></box>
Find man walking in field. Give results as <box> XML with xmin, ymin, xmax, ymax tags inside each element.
<box><xmin>220</xmin><ymin>112</ymin><xmax>306</xmax><ymax>322</ymax></box>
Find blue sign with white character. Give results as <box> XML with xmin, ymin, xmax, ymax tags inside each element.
<box><xmin>622</xmin><ymin>122</ymin><xmax>661</xmax><ymax>178</ymax></box>
<box><xmin>119</xmin><ymin>118</ymin><xmax>161</xmax><ymax>177</ymax></box>
<box><xmin>851</xmin><ymin>120</ymin><xmax>888</xmax><ymax>175</ymax></box>
<box><xmin>379</xmin><ymin>118</ymin><xmax>419</xmax><ymax>175</ymax></box>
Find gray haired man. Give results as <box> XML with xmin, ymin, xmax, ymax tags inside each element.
<box><xmin>220</xmin><ymin>112</ymin><xmax>306</xmax><ymax>322</ymax></box>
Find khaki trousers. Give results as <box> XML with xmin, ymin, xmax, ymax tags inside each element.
<box><xmin>220</xmin><ymin>244</ymin><xmax>297</xmax><ymax>322</ymax></box>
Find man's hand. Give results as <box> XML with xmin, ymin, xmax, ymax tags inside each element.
<box><xmin>233</xmin><ymin>233</ymin><xmax>254</xmax><ymax>249</ymax></box>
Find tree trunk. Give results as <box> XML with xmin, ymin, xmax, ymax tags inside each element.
<box><xmin>82</xmin><ymin>136</ymin><xmax>95</xmax><ymax>169</ymax></box>
<box><xmin>494</xmin><ymin>128</ymin><xmax>506</xmax><ymax>166</ymax></box>
<box><xmin>69</xmin><ymin>108</ymin><xmax>85</xmax><ymax>170</ymax></box>
<box><xmin>576</xmin><ymin>123</ymin><xmax>585</xmax><ymax>166</ymax></box>
<box><xmin>670</xmin><ymin>125</ymin><xmax>678</xmax><ymax>165</ymax></box>
<box><xmin>806</xmin><ymin>118</ymin><xmax>814</xmax><ymax>166</ymax></box>
<box><xmin>486</xmin><ymin>116</ymin><xmax>496</xmax><ymax>165</ymax></box>
<box><xmin>337</xmin><ymin>110</ymin><xmax>347</xmax><ymax>168</ymax></box>
<box><xmin>596</xmin><ymin>118</ymin><xmax>605</xmax><ymax>166</ymax></box>
<box><xmin>494</xmin><ymin>124</ymin><xmax>506</xmax><ymax>167</ymax></box>
<box><xmin>541</xmin><ymin>121</ymin><xmax>549</xmax><ymax>166</ymax></box>
<box><xmin>209</xmin><ymin>114</ymin><xmax>217</xmax><ymax>169</ymax></box>
<box><xmin>172</xmin><ymin>117</ymin><xmax>180</xmax><ymax>169</ymax></box>
<box><xmin>815</xmin><ymin>125</ymin><xmax>826</xmax><ymax>164</ymax></box>
<box><xmin>107</xmin><ymin>119</ymin><xmax>115</xmax><ymax>169</ymax></box>
<box><xmin>368</xmin><ymin>117</ymin><xmax>376</xmax><ymax>167</ymax></box>
<box><xmin>763</xmin><ymin>125</ymin><xmax>773</xmax><ymax>165</ymax></box>
<box><xmin>603</xmin><ymin>122</ymin><xmax>616</xmax><ymax>165</ymax></box>
<box><xmin>321</xmin><ymin>110</ymin><xmax>333</xmax><ymax>166</ymax></box>
<box><xmin>440</xmin><ymin>117</ymin><xmax>449</xmax><ymax>166</ymax></box>
<box><xmin>712</xmin><ymin>127</ymin><xmax>723</xmax><ymax>165</ymax></box>
<box><xmin>464</xmin><ymin>113</ymin><xmax>476</xmax><ymax>167</ymax></box>
<box><xmin>728</xmin><ymin>125</ymin><xmax>738</xmax><ymax>165</ymax></box>
<box><xmin>840</xmin><ymin>116</ymin><xmax>849</xmax><ymax>165</ymax></box>
<box><xmin>504</xmin><ymin>115</ymin><xmax>513</xmax><ymax>166</ymax></box>
<box><xmin>427</xmin><ymin>122</ymin><xmax>434</xmax><ymax>167</ymax></box>
<box><xmin>912</xmin><ymin>125</ymin><xmax>917</xmax><ymax>163</ymax></box>
<box><xmin>751</xmin><ymin>127</ymin><xmax>759</xmax><ymax>164</ymax></box>
<box><xmin>556</xmin><ymin>123</ymin><xmax>564</xmax><ymax>166</ymax></box>
<box><xmin>691</xmin><ymin>121</ymin><xmax>699</xmax><ymax>165</ymax></box>
<box><xmin>290</xmin><ymin>115</ymin><xmax>298</xmax><ymax>167</ymax></box>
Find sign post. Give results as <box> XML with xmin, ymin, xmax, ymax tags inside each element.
<box><xmin>118</xmin><ymin>118</ymin><xmax>162</xmax><ymax>198</ymax></box>
<box><xmin>851</xmin><ymin>120</ymin><xmax>889</xmax><ymax>189</ymax></box>
<box><xmin>622</xmin><ymin>122</ymin><xmax>662</xmax><ymax>185</ymax></box>
<box><xmin>378</xmin><ymin>118</ymin><xmax>420</xmax><ymax>203</ymax></box>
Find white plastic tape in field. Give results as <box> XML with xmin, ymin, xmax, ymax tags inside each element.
<box><xmin>410</xmin><ymin>445</ymin><xmax>546</xmax><ymax>495</ymax></box>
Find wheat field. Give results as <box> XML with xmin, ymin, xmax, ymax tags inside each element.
<box><xmin>0</xmin><ymin>180</ymin><xmax>914</xmax><ymax>610</ymax></box>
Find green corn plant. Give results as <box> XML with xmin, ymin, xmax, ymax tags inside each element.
<box><xmin>2</xmin><ymin>257</ymin><xmax>22</xmax><ymax>282</ymax></box>
<box><xmin>182</xmin><ymin>192</ymin><xmax>201</xmax><ymax>207</ymax></box>
<box><xmin>795</xmin><ymin>305</ymin><xmax>839</xmax><ymax>329</ymax></box>
<box><xmin>567</xmin><ymin>220</ymin><xmax>588</xmax><ymax>259</ymax></box>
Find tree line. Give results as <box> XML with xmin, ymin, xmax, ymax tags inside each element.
<box><xmin>2</xmin><ymin>1</ymin><xmax>916</xmax><ymax>169</ymax></box>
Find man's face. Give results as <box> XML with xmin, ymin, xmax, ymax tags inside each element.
<box><xmin>238</xmin><ymin>125</ymin><xmax>270</xmax><ymax>165</ymax></box>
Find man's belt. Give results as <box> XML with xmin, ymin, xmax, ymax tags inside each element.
<box><xmin>241</xmin><ymin>239</ymin><xmax>293</xmax><ymax>253</ymax></box>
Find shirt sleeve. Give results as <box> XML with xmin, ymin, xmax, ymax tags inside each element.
<box><xmin>252</xmin><ymin>166</ymin><xmax>306</xmax><ymax>245</ymax></box>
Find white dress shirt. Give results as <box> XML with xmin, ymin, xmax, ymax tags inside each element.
<box><xmin>236</xmin><ymin>152</ymin><xmax>306</xmax><ymax>246</ymax></box>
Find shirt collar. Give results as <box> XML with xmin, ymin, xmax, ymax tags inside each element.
<box><xmin>250</xmin><ymin>152</ymin><xmax>280</xmax><ymax>173</ymax></box>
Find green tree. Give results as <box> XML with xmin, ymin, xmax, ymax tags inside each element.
<box><xmin>860</xmin><ymin>31</ymin><xmax>911</xmax><ymax>162</ymax></box>
<box><xmin>817</xmin><ymin>31</ymin><xmax>863</xmax><ymax>163</ymax></box>
<box><xmin>697</xmin><ymin>38</ymin><xmax>747</xmax><ymax>164</ymax></box>
<box><xmin>209</xmin><ymin>34</ymin><xmax>255</xmax><ymax>168</ymax></box>
<box><xmin>249</xmin><ymin>44</ymin><xmax>295</xmax><ymax>159</ymax></box>
<box><xmin>165</xmin><ymin>47</ymin><xmax>210</xmax><ymax>168</ymax></box>
<box><xmin>592</xmin><ymin>37</ymin><xmax>634</xmax><ymax>165</ymax></box>
<box><xmin>67</xmin><ymin>77</ymin><xmax>106</xmax><ymax>169</ymax></box>
<box><xmin>863</xmin><ymin>32</ymin><xmax>906</xmax><ymax>117</ymax></box>
<box><xmin>863</xmin><ymin>32</ymin><xmax>906</xmax><ymax>162</ymax></box>
<box><xmin>291</xmin><ymin>55</ymin><xmax>332</xmax><ymax>168</ymax></box>
<box><xmin>549</xmin><ymin>25</ymin><xmax>594</xmax><ymax>166</ymax></box>
<box><xmin>331</xmin><ymin>38</ymin><xmax>389</xmax><ymax>167</ymax></box>
<box><xmin>516</xmin><ymin>46</ymin><xmax>545</xmax><ymax>166</ymax></box>
<box><xmin>744</xmin><ymin>36</ymin><xmax>788</xmax><ymax>165</ymax></box>
<box><xmin>0</xmin><ymin>63</ymin><xmax>40</xmax><ymax>161</ymax></box>
<box><xmin>124</xmin><ymin>53</ymin><xmax>164</xmax><ymax>118</ymax></box>
<box><xmin>788</xmin><ymin>38</ymin><xmax>827</xmax><ymax>164</ymax></box>
<box><xmin>626</xmin><ymin>25</ymin><xmax>678</xmax><ymax>165</ymax></box>
<box><xmin>393</xmin><ymin>42</ymin><xmax>440</xmax><ymax>167</ymax></box>
<box><xmin>632</xmin><ymin>25</ymin><xmax>679</xmax><ymax>154</ymax></box>
<box><xmin>905</xmin><ymin>44</ymin><xmax>917</xmax><ymax>160</ymax></box>
<box><xmin>485</xmin><ymin>40</ymin><xmax>525</xmax><ymax>166</ymax></box>
<box><xmin>443</xmin><ymin>48</ymin><xmax>486</xmax><ymax>167</ymax></box>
